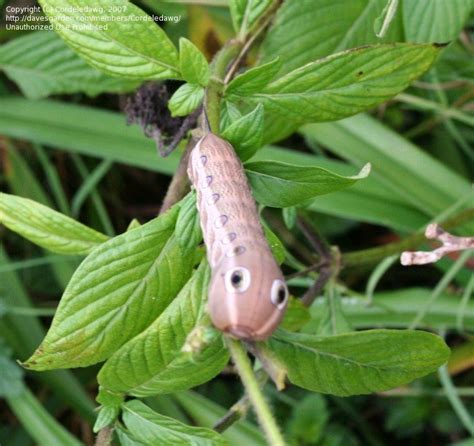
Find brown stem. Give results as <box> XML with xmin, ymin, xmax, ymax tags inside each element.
<box><xmin>267</xmin><ymin>215</ymin><xmax>316</xmax><ymax>265</ymax></box>
<box><xmin>159</xmin><ymin>135</ymin><xmax>199</xmax><ymax>214</ymax></box>
<box><xmin>297</xmin><ymin>216</ymin><xmax>331</xmax><ymax>258</ymax></box>
<box><xmin>301</xmin><ymin>267</ymin><xmax>332</xmax><ymax>306</ymax></box>
<box><xmin>94</xmin><ymin>427</ymin><xmax>113</xmax><ymax>446</ymax></box>
<box><xmin>297</xmin><ymin>215</ymin><xmax>335</xmax><ymax>306</ymax></box>
<box><xmin>158</xmin><ymin>107</ymin><xmax>201</xmax><ymax>157</ymax></box>
<box><xmin>213</xmin><ymin>369</ymin><xmax>268</xmax><ymax>433</ymax></box>
<box><xmin>213</xmin><ymin>402</ymin><xmax>248</xmax><ymax>433</ymax></box>
<box><xmin>223</xmin><ymin>0</ymin><xmax>282</xmax><ymax>85</ymax></box>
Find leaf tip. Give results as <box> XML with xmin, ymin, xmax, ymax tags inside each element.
<box><xmin>354</xmin><ymin>163</ymin><xmax>371</xmax><ymax>179</ymax></box>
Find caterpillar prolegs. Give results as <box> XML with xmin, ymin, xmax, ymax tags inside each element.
<box><xmin>187</xmin><ymin>132</ymin><xmax>288</xmax><ymax>340</ymax></box>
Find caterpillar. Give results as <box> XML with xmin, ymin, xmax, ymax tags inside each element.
<box><xmin>187</xmin><ymin>132</ymin><xmax>288</xmax><ymax>340</ymax></box>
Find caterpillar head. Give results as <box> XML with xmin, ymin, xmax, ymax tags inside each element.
<box><xmin>208</xmin><ymin>249</ymin><xmax>288</xmax><ymax>340</ymax></box>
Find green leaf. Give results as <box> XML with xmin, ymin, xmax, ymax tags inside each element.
<box><xmin>0</xmin><ymin>193</ymin><xmax>109</xmax><ymax>255</ymax></box>
<box><xmin>93</xmin><ymin>406</ymin><xmax>119</xmax><ymax>433</ymax></box>
<box><xmin>220</xmin><ymin>101</ymin><xmax>242</xmax><ymax>132</ymax></box>
<box><xmin>96</xmin><ymin>386</ymin><xmax>124</xmax><ymax>408</ymax></box>
<box><xmin>229</xmin><ymin>0</ymin><xmax>273</xmax><ymax>35</ymax></box>
<box><xmin>225</xmin><ymin>58</ymin><xmax>282</xmax><ymax>96</ymax></box>
<box><xmin>0</xmin><ymin>31</ymin><xmax>139</xmax><ymax>100</ymax></box>
<box><xmin>175</xmin><ymin>192</ymin><xmax>202</xmax><ymax>250</ymax></box>
<box><xmin>0</xmin><ymin>97</ymin><xmax>181</xmax><ymax>176</ymax></box>
<box><xmin>310</xmin><ymin>288</ymin><xmax>474</xmax><ymax>332</ymax></box>
<box><xmin>262</xmin><ymin>222</ymin><xmax>285</xmax><ymax>265</ymax></box>
<box><xmin>267</xmin><ymin>329</ymin><xmax>450</xmax><ymax>396</ymax></box>
<box><xmin>221</xmin><ymin>104</ymin><xmax>264</xmax><ymax>161</ymax></box>
<box><xmin>0</xmin><ymin>246</ymin><xmax>96</xmax><ymax>423</ymax></box>
<box><xmin>317</xmin><ymin>285</ymin><xmax>352</xmax><ymax>336</ymax></box>
<box><xmin>402</xmin><ymin>0</ymin><xmax>473</xmax><ymax>42</ymax></box>
<box><xmin>179</xmin><ymin>38</ymin><xmax>210</xmax><ymax>86</ymax></box>
<box><xmin>7</xmin><ymin>388</ymin><xmax>83</xmax><ymax>446</ymax></box>
<box><xmin>0</xmin><ymin>97</ymin><xmax>428</xmax><ymax>232</ymax></box>
<box><xmin>174</xmin><ymin>391</ymin><xmax>265</xmax><ymax>445</ymax></box>
<box><xmin>168</xmin><ymin>83</ymin><xmax>204</xmax><ymax>117</ymax></box>
<box><xmin>0</xmin><ymin>351</ymin><xmax>24</xmax><ymax>399</ymax></box>
<box><xmin>280</xmin><ymin>297</ymin><xmax>311</xmax><ymax>332</ymax></box>
<box><xmin>259</xmin><ymin>0</ymin><xmax>403</xmax><ymax>76</ymax></box>
<box><xmin>300</xmin><ymin>113</ymin><xmax>473</xmax><ymax>223</ymax></box>
<box><xmin>38</xmin><ymin>0</ymin><xmax>180</xmax><ymax>80</ymax></box>
<box><xmin>373</xmin><ymin>0</ymin><xmax>399</xmax><ymax>38</ymax></box>
<box><xmin>245</xmin><ymin>161</ymin><xmax>370</xmax><ymax>208</ymax></box>
<box><xmin>287</xmin><ymin>394</ymin><xmax>328</xmax><ymax>444</ymax></box>
<box><xmin>24</xmin><ymin>205</ymin><xmax>196</xmax><ymax>370</ymax></box>
<box><xmin>232</xmin><ymin>43</ymin><xmax>442</xmax><ymax>123</ymax></box>
<box><xmin>116</xmin><ymin>428</ymin><xmax>147</xmax><ymax>446</ymax></box>
<box><xmin>122</xmin><ymin>400</ymin><xmax>228</xmax><ymax>445</ymax></box>
<box><xmin>282</xmin><ymin>207</ymin><xmax>297</xmax><ymax>229</ymax></box>
<box><xmin>98</xmin><ymin>261</ymin><xmax>229</xmax><ymax>396</ymax></box>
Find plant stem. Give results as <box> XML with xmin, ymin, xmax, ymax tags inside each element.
<box><xmin>456</xmin><ymin>273</ymin><xmax>474</xmax><ymax>332</ymax></box>
<box><xmin>94</xmin><ymin>427</ymin><xmax>114</xmax><ymax>446</ymax></box>
<box><xmin>381</xmin><ymin>386</ymin><xmax>474</xmax><ymax>397</ymax></box>
<box><xmin>8</xmin><ymin>388</ymin><xmax>82</xmax><ymax>446</ymax></box>
<box><xmin>226</xmin><ymin>339</ymin><xmax>286</xmax><ymax>446</ymax></box>
<box><xmin>343</xmin><ymin>207</ymin><xmax>474</xmax><ymax>267</ymax></box>
<box><xmin>159</xmin><ymin>135</ymin><xmax>198</xmax><ymax>214</ymax></box>
<box><xmin>206</xmin><ymin>42</ymin><xmax>242</xmax><ymax>133</ymax></box>
<box><xmin>439</xmin><ymin>364</ymin><xmax>474</xmax><ymax>435</ymax></box>
<box><xmin>206</xmin><ymin>1</ymin><xmax>281</xmax><ymax>132</ymax></box>
<box><xmin>397</xmin><ymin>93</ymin><xmax>474</xmax><ymax>127</ymax></box>
<box><xmin>409</xmin><ymin>249</ymin><xmax>472</xmax><ymax>329</ymax></box>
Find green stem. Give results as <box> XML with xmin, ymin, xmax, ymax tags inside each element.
<box><xmin>205</xmin><ymin>1</ymin><xmax>281</xmax><ymax>133</ymax></box>
<box><xmin>397</xmin><ymin>93</ymin><xmax>474</xmax><ymax>128</ymax></box>
<box><xmin>205</xmin><ymin>42</ymin><xmax>242</xmax><ymax>133</ymax></box>
<box><xmin>438</xmin><ymin>364</ymin><xmax>474</xmax><ymax>435</ymax></box>
<box><xmin>409</xmin><ymin>249</ymin><xmax>473</xmax><ymax>329</ymax></box>
<box><xmin>343</xmin><ymin>207</ymin><xmax>474</xmax><ymax>267</ymax></box>
<box><xmin>382</xmin><ymin>387</ymin><xmax>474</xmax><ymax>397</ymax></box>
<box><xmin>226</xmin><ymin>339</ymin><xmax>286</xmax><ymax>446</ymax></box>
<box><xmin>8</xmin><ymin>388</ymin><xmax>82</xmax><ymax>446</ymax></box>
<box><xmin>456</xmin><ymin>273</ymin><xmax>474</xmax><ymax>332</ymax></box>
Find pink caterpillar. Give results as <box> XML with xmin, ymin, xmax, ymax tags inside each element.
<box><xmin>187</xmin><ymin>132</ymin><xmax>288</xmax><ymax>340</ymax></box>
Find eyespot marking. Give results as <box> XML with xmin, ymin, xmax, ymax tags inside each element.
<box><xmin>226</xmin><ymin>245</ymin><xmax>246</xmax><ymax>257</ymax></box>
<box><xmin>207</xmin><ymin>193</ymin><xmax>220</xmax><ymax>205</ymax></box>
<box><xmin>215</xmin><ymin>215</ymin><xmax>228</xmax><ymax>228</ymax></box>
<box><xmin>200</xmin><ymin>175</ymin><xmax>213</xmax><ymax>189</ymax></box>
<box><xmin>225</xmin><ymin>267</ymin><xmax>251</xmax><ymax>293</ymax></box>
<box><xmin>221</xmin><ymin>232</ymin><xmax>237</xmax><ymax>244</ymax></box>
<box><xmin>271</xmin><ymin>279</ymin><xmax>288</xmax><ymax>310</ymax></box>
<box><xmin>200</xmin><ymin>155</ymin><xmax>207</xmax><ymax>165</ymax></box>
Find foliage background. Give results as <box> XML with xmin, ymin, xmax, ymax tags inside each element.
<box><xmin>0</xmin><ymin>0</ymin><xmax>473</xmax><ymax>445</ymax></box>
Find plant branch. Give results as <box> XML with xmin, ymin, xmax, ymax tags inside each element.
<box><xmin>401</xmin><ymin>223</ymin><xmax>474</xmax><ymax>265</ymax></box>
<box><xmin>213</xmin><ymin>369</ymin><xmax>268</xmax><ymax>433</ymax></box>
<box><xmin>205</xmin><ymin>41</ymin><xmax>242</xmax><ymax>133</ymax></box>
<box><xmin>226</xmin><ymin>339</ymin><xmax>286</xmax><ymax>446</ymax></box>
<box><xmin>396</xmin><ymin>93</ymin><xmax>474</xmax><ymax>128</ymax></box>
<box><xmin>342</xmin><ymin>208</ymin><xmax>474</xmax><ymax>268</ymax></box>
<box><xmin>159</xmin><ymin>134</ymin><xmax>199</xmax><ymax>214</ymax></box>
<box><xmin>296</xmin><ymin>215</ymin><xmax>337</xmax><ymax>306</ymax></box>
<box><xmin>224</xmin><ymin>1</ymin><xmax>282</xmax><ymax>85</ymax></box>
<box><xmin>94</xmin><ymin>427</ymin><xmax>113</xmax><ymax>446</ymax></box>
<box><xmin>439</xmin><ymin>364</ymin><xmax>474</xmax><ymax>435</ymax></box>
<box><xmin>206</xmin><ymin>1</ymin><xmax>282</xmax><ymax>132</ymax></box>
